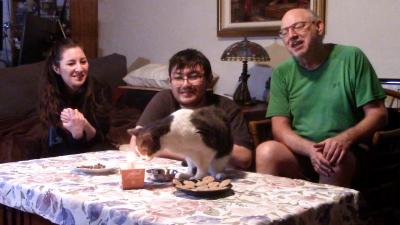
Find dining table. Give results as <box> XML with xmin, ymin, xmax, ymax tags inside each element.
<box><xmin>0</xmin><ymin>150</ymin><xmax>360</xmax><ymax>225</ymax></box>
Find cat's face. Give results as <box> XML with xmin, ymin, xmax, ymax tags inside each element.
<box><xmin>129</xmin><ymin>127</ymin><xmax>160</xmax><ymax>160</ymax></box>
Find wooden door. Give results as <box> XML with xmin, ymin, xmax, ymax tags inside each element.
<box><xmin>69</xmin><ymin>0</ymin><xmax>98</xmax><ymax>58</ymax></box>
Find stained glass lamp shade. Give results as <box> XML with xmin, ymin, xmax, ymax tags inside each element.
<box><xmin>221</xmin><ymin>37</ymin><xmax>270</xmax><ymax>105</ymax></box>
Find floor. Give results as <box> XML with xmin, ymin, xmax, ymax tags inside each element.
<box><xmin>358</xmin><ymin>192</ymin><xmax>400</xmax><ymax>225</ymax></box>
<box><xmin>360</xmin><ymin>208</ymin><xmax>400</xmax><ymax>225</ymax></box>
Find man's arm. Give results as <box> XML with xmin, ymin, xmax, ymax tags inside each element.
<box><xmin>319</xmin><ymin>100</ymin><xmax>388</xmax><ymax>164</ymax></box>
<box><xmin>224</xmin><ymin>100</ymin><xmax>253</xmax><ymax>170</ymax></box>
<box><xmin>230</xmin><ymin>145</ymin><xmax>252</xmax><ymax>170</ymax></box>
<box><xmin>272</xmin><ymin>116</ymin><xmax>315</xmax><ymax>156</ymax></box>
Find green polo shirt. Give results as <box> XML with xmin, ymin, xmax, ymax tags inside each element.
<box><xmin>267</xmin><ymin>44</ymin><xmax>385</xmax><ymax>142</ymax></box>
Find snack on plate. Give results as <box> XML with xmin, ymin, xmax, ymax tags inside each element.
<box><xmin>219</xmin><ymin>179</ymin><xmax>232</xmax><ymax>188</ymax></box>
<box><xmin>77</xmin><ymin>163</ymin><xmax>106</xmax><ymax>169</ymax></box>
<box><xmin>202</xmin><ymin>176</ymin><xmax>215</xmax><ymax>184</ymax></box>
<box><xmin>173</xmin><ymin>176</ymin><xmax>232</xmax><ymax>192</ymax></box>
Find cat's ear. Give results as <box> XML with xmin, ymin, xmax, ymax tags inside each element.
<box><xmin>127</xmin><ymin>126</ymin><xmax>143</xmax><ymax>136</ymax></box>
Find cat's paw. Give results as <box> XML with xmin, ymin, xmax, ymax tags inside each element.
<box><xmin>191</xmin><ymin>173</ymin><xmax>208</xmax><ymax>180</ymax></box>
<box><xmin>215</xmin><ymin>173</ymin><xmax>226</xmax><ymax>181</ymax></box>
<box><xmin>175</xmin><ymin>172</ymin><xmax>192</xmax><ymax>180</ymax></box>
<box><xmin>190</xmin><ymin>176</ymin><xmax>199</xmax><ymax>180</ymax></box>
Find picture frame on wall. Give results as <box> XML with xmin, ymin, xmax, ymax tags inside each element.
<box><xmin>217</xmin><ymin>0</ymin><xmax>326</xmax><ymax>37</ymax></box>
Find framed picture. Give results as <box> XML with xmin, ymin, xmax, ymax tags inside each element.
<box><xmin>217</xmin><ymin>0</ymin><xmax>326</xmax><ymax>37</ymax></box>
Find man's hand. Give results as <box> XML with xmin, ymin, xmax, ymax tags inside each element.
<box><xmin>314</xmin><ymin>133</ymin><xmax>351</xmax><ymax>166</ymax></box>
<box><xmin>60</xmin><ymin>108</ymin><xmax>87</xmax><ymax>139</ymax></box>
<box><xmin>309</xmin><ymin>145</ymin><xmax>335</xmax><ymax>177</ymax></box>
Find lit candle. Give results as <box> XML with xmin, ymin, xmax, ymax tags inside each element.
<box><xmin>120</xmin><ymin>151</ymin><xmax>145</xmax><ymax>190</ymax></box>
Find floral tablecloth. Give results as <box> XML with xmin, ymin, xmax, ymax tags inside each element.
<box><xmin>0</xmin><ymin>150</ymin><xmax>359</xmax><ymax>225</ymax></box>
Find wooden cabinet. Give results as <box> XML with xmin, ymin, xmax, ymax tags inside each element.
<box><xmin>69</xmin><ymin>0</ymin><xmax>98</xmax><ymax>59</ymax></box>
<box><xmin>239</xmin><ymin>102</ymin><xmax>272</xmax><ymax>147</ymax></box>
<box><xmin>1</xmin><ymin>204</ymin><xmax>55</xmax><ymax>225</ymax></box>
<box><xmin>240</xmin><ymin>102</ymin><xmax>267</xmax><ymax>123</ymax></box>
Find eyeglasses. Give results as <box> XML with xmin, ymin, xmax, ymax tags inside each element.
<box><xmin>278</xmin><ymin>21</ymin><xmax>316</xmax><ymax>38</ymax></box>
<box><xmin>170</xmin><ymin>74</ymin><xmax>203</xmax><ymax>85</ymax></box>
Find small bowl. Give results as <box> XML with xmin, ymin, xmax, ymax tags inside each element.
<box><xmin>146</xmin><ymin>168</ymin><xmax>177</xmax><ymax>182</ymax></box>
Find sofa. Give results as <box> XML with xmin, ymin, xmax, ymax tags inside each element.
<box><xmin>0</xmin><ymin>53</ymin><xmax>142</xmax><ymax>163</ymax></box>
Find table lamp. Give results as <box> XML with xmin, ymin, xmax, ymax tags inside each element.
<box><xmin>221</xmin><ymin>37</ymin><xmax>270</xmax><ymax>105</ymax></box>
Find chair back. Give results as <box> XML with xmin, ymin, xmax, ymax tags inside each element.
<box><xmin>384</xmin><ymin>88</ymin><xmax>400</xmax><ymax>110</ymax></box>
<box><xmin>358</xmin><ymin>88</ymin><xmax>400</xmax><ymax>215</ymax></box>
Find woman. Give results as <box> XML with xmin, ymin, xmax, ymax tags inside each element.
<box><xmin>39</xmin><ymin>39</ymin><xmax>111</xmax><ymax>156</ymax></box>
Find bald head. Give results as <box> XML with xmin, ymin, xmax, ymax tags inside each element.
<box><xmin>281</xmin><ymin>8</ymin><xmax>319</xmax><ymax>28</ymax></box>
<box><xmin>278</xmin><ymin>8</ymin><xmax>325</xmax><ymax>62</ymax></box>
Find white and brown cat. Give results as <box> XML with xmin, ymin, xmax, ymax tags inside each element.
<box><xmin>129</xmin><ymin>106</ymin><xmax>233</xmax><ymax>180</ymax></box>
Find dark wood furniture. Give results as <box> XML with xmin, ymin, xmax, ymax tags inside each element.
<box><xmin>69</xmin><ymin>0</ymin><xmax>98</xmax><ymax>59</ymax></box>
<box><xmin>1</xmin><ymin>204</ymin><xmax>55</xmax><ymax>225</ymax></box>
<box><xmin>240</xmin><ymin>102</ymin><xmax>267</xmax><ymax>122</ymax></box>
<box><xmin>356</xmin><ymin>89</ymin><xmax>400</xmax><ymax>220</ymax></box>
<box><xmin>239</xmin><ymin>102</ymin><xmax>271</xmax><ymax>147</ymax></box>
<box><xmin>9</xmin><ymin>0</ymin><xmax>98</xmax><ymax>65</ymax></box>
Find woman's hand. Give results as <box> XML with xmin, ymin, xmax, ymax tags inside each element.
<box><xmin>60</xmin><ymin>108</ymin><xmax>87</xmax><ymax>139</ymax></box>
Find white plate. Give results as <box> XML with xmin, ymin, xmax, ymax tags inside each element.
<box><xmin>74</xmin><ymin>163</ymin><xmax>119</xmax><ymax>175</ymax></box>
<box><xmin>175</xmin><ymin>184</ymin><xmax>233</xmax><ymax>197</ymax></box>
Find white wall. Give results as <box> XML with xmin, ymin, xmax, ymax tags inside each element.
<box><xmin>98</xmin><ymin>0</ymin><xmax>400</xmax><ymax>100</ymax></box>
<box><xmin>324</xmin><ymin>1</ymin><xmax>400</xmax><ymax>79</ymax></box>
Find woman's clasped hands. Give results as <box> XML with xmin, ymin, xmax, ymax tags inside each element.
<box><xmin>60</xmin><ymin>108</ymin><xmax>87</xmax><ymax>139</ymax></box>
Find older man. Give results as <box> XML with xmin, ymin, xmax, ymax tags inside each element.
<box><xmin>256</xmin><ymin>8</ymin><xmax>387</xmax><ymax>187</ymax></box>
<box><xmin>130</xmin><ymin>49</ymin><xmax>253</xmax><ymax>170</ymax></box>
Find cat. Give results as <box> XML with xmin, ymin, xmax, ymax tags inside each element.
<box><xmin>129</xmin><ymin>106</ymin><xmax>233</xmax><ymax>180</ymax></box>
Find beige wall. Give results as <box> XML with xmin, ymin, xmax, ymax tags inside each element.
<box><xmin>324</xmin><ymin>1</ymin><xmax>400</xmax><ymax>80</ymax></box>
<box><xmin>98</xmin><ymin>0</ymin><xmax>400</xmax><ymax>100</ymax></box>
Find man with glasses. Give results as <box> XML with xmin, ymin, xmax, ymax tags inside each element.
<box><xmin>255</xmin><ymin>8</ymin><xmax>387</xmax><ymax>187</ymax></box>
<box><xmin>130</xmin><ymin>49</ymin><xmax>253</xmax><ymax>170</ymax></box>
